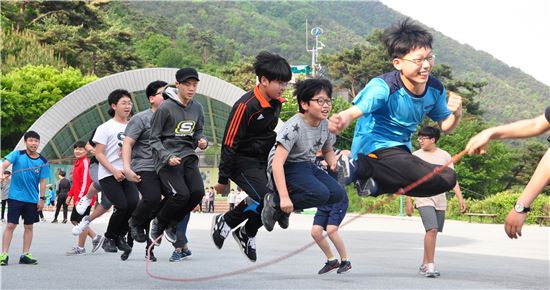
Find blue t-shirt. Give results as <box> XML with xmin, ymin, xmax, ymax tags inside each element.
<box><xmin>350</xmin><ymin>71</ymin><xmax>451</xmax><ymax>159</ymax></box>
<box><xmin>5</xmin><ymin>150</ymin><xmax>50</xmax><ymax>203</ymax></box>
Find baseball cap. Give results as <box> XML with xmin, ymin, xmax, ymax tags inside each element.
<box><xmin>176</xmin><ymin>68</ymin><xmax>200</xmax><ymax>83</ymax></box>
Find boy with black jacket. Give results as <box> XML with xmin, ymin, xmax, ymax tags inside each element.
<box><xmin>148</xmin><ymin>68</ymin><xmax>208</xmax><ymax>245</ymax></box>
<box><xmin>211</xmin><ymin>51</ymin><xmax>292</xmax><ymax>262</ymax></box>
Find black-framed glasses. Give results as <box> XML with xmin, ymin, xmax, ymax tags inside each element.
<box><xmin>417</xmin><ymin>136</ymin><xmax>432</xmax><ymax>141</ymax></box>
<box><xmin>310</xmin><ymin>98</ymin><xmax>332</xmax><ymax>106</ymax></box>
<box><xmin>402</xmin><ymin>54</ymin><xmax>436</xmax><ymax>66</ymax></box>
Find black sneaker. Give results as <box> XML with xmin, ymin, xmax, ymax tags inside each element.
<box><xmin>261</xmin><ymin>193</ymin><xmax>278</xmax><ymax>232</ymax></box>
<box><xmin>145</xmin><ymin>251</ymin><xmax>157</xmax><ymax>262</ymax></box>
<box><xmin>149</xmin><ymin>218</ymin><xmax>165</xmax><ymax>246</ymax></box>
<box><xmin>102</xmin><ymin>237</ymin><xmax>118</xmax><ymax>253</ymax></box>
<box><xmin>355</xmin><ymin>177</ymin><xmax>380</xmax><ymax>197</ymax></box>
<box><xmin>115</xmin><ymin>236</ymin><xmax>133</xmax><ymax>252</ymax></box>
<box><xmin>128</xmin><ymin>218</ymin><xmax>147</xmax><ymax>243</ymax></box>
<box><xmin>318</xmin><ymin>259</ymin><xmax>340</xmax><ymax>274</ymax></box>
<box><xmin>232</xmin><ymin>226</ymin><xmax>256</xmax><ymax>262</ymax></box>
<box><xmin>277</xmin><ymin>212</ymin><xmax>290</xmax><ymax>229</ymax></box>
<box><xmin>164</xmin><ymin>222</ymin><xmax>177</xmax><ymax>244</ymax></box>
<box><xmin>120</xmin><ymin>248</ymin><xmax>132</xmax><ymax>261</ymax></box>
<box><xmin>211</xmin><ymin>214</ymin><xmax>231</xmax><ymax>249</ymax></box>
<box><xmin>19</xmin><ymin>252</ymin><xmax>38</xmax><ymax>265</ymax></box>
<box><xmin>337</xmin><ymin>260</ymin><xmax>352</xmax><ymax>274</ymax></box>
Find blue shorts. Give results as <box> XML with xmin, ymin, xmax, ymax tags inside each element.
<box><xmin>313</xmin><ymin>194</ymin><xmax>349</xmax><ymax>229</ymax></box>
<box><xmin>7</xmin><ymin>199</ymin><xmax>39</xmax><ymax>225</ymax></box>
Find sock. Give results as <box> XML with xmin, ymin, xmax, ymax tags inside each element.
<box><xmin>341</xmin><ymin>257</ymin><xmax>348</xmax><ymax>261</ymax></box>
<box><xmin>327</xmin><ymin>256</ymin><xmax>335</xmax><ymax>261</ymax></box>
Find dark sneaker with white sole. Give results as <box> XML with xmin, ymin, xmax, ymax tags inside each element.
<box><xmin>318</xmin><ymin>259</ymin><xmax>340</xmax><ymax>274</ymax></box>
<box><xmin>355</xmin><ymin>177</ymin><xmax>380</xmax><ymax>197</ymax></box>
<box><xmin>211</xmin><ymin>214</ymin><xmax>231</xmax><ymax>249</ymax></box>
<box><xmin>232</xmin><ymin>226</ymin><xmax>256</xmax><ymax>262</ymax></box>
<box><xmin>149</xmin><ymin>218</ymin><xmax>165</xmax><ymax>246</ymax></box>
<box><xmin>337</xmin><ymin>260</ymin><xmax>352</xmax><ymax>274</ymax></box>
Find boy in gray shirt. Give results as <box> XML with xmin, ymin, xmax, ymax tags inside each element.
<box><xmin>122</xmin><ymin>80</ymin><xmax>167</xmax><ymax>261</ymax></box>
<box><xmin>149</xmin><ymin>68</ymin><xmax>208</xmax><ymax>245</ymax></box>
<box><xmin>262</xmin><ymin>78</ymin><xmax>345</xmax><ymax>231</ymax></box>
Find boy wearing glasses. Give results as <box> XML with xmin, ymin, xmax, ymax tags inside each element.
<box><xmin>211</xmin><ymin>51</ymin><xmax>292</xmax><ymax>262</ymax></box>
<box><xmin>262</xmin><ymin>78</ymin><xmax>345</xmax><ymax>235</ymax></box>
<box><xmin>329</xmin><ymin>18</ymin><xmax>462</xmax><ymax>198</ymax></box>
<box><xmin>405</xmin><ymin>126</ymin><xmax>466</xmax><ymax>277</ymax></box>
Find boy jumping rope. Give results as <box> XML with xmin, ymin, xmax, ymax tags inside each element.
<box><xmin>211</xmin><ymin>51</ymin><xmax>292</xmax><ymax>262</ymax></box>
<box><xmin>328</xmin><ymin>18</ymin><xmax>462</xmax><ymax>198</ymax></box>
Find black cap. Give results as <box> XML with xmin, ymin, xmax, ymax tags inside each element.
<box><xmin>176</xmin><ymin>67</ymin><xmax>200</xmax><ymax>83</ymax></box>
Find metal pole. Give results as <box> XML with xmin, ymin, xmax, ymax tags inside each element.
<box><xmin>399</xmin><ymin>196</ymin><xmax>405</xmax><ymax>216</ymax></box>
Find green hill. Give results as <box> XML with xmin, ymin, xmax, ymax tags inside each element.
<box><xmin>124</xmin><ymin>1</ymin><xmax>548</xmax><ymax>124</ymax></box>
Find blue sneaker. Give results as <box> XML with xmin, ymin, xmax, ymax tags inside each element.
<box><xmin>169</xmin><ymin>249</ymin><xmax>192</xmax><ymax>262</ymax></box>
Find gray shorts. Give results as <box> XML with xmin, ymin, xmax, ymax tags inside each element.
<box><xmin>89</xmin><ymin>163</ymin><xmax>111</xmax><ymax>209</ymax></box>
<box><xmin>417</xmin><ymin>206</ymin><xmax>445</xmax><ymax>232</ymax></box>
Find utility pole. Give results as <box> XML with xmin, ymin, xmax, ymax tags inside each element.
<box><xmin>306</xmin><ymin>19</ymin><xmax>325</xmax><ymax>77</ymax></box>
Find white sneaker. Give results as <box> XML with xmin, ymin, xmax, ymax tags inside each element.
<box><xmin>419</xmin><ymin>263</ymin><xmax>439</xmax><ymax>278</ymax></box>
<box><xmin>66</xmin><ymin>247</ymin><xmax>86</xmax><ymax>255</ymax></box>
<box><xmin>72</xmin><ymin>216</ymin><xmax>91</xmax><ymax>236</ymax></box>
<box><xmin>76</xmin><ymin>197</ymin><xmax>92</xmax><ymax>215</ymax></box>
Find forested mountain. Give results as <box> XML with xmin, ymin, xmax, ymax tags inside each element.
<box><xmin>2</xmin><ymin>1</ymin><xmax>548</xmax><ymax>197</ymax></box>
<box><xmin>123</xmin><ymin>1</ymin><xmax>548</xmax><ymax>124</ymax></box>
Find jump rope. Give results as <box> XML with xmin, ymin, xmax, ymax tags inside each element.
<box><xmin>144</xmin><ymin>149</ymin><xmax>469</xmax><ymax>282</ymax></box>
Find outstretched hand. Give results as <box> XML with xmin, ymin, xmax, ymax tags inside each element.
<box><xmin>465</xmin><ymin>129</ymin><xmax>493</xmax><ymax>155</ymax></box>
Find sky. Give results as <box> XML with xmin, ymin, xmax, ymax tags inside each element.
<box><xmin>381</xmin><ymin>0</ymin><xmax>550</xmax><ymax>86</ymax></box>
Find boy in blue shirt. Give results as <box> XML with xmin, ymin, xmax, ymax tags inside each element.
<box><xmin>329</xmin><ymin>18</ymin><xmax>462</xmax><ymax>198</ymax></box>
<box><xmin>0</xmin><ymin>131</ymin><xmax>50</xmax><ymax>265</ymax></box>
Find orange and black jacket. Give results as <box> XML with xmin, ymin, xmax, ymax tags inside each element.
<box><xmin>218</xmin><ymin>85</ymin><xmax>286</xmax><ymax>184</ymax></box>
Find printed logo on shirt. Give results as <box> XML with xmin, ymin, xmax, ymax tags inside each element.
<box><xmin>175</xmin><ymin>121</ymin><xmax>196</xmax><ymax>136</ymax></box>
<box><xmin>117</xmin><ymin>132</ymin><xmax>126</xmax><ymax>147</ymax></box>
<box><xmin>257</xmin><ymin>114</ymin><xmax>264</xmax><ymax>120</ymax></box>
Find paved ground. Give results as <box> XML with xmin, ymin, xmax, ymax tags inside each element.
<box><xmin>1</xmin><ymin>210</ymin><xmax>548</xmax><ymax>289</ymax></box>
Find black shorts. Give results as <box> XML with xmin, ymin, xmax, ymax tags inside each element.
<box><xmin>70</xmin><ymin>205</ymin><xmax>91</xmax><ymax>222</ymax></box>
<box><xmin>7</xmin><ymin>199</ymin><xmax>39</xmax><ymax>225</ymax></box>
<box><xmin>313</xmin><ymin>194</ymin><xmax>349</xmax><ymax>229</ymax></box>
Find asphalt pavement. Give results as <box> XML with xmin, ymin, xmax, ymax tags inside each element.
<box><xmin>0</xmin><ymin>210</ymin><xmax>548</xmax><ymax>289</ymax></box>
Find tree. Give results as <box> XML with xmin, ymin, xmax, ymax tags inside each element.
<box><xmin>321</xmin><ymin>29</ymin><xmax>393</xmax><ymax>98</ymax></box>
<box><xmin>1</xmin><ymin>65</ymin><xmax>97</xmax><ymax>154</ymax></box>
<box><xmin>216</xmin><ymin>57</ymin><xmax>256</xmax><ymax>91</ymax></box>
<box><xmin>1</xmin><ymin>29</ymin><xmax>66</xmax><ymax>73</ymax></box>
<box><xmin>431</xmin><ymin>64</ymin><xmax>487</xmax><ymax>116</ymax></box>
<box><xmin>134</xmin><ymin>34</ymin><xmax>172</xmax><ymax>65</ymax></box>
<box><xmin>1</xmin><ymin>1</ymin><xmax>143</xmax><ymax>76</ymax></box>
